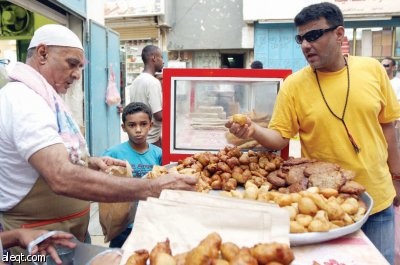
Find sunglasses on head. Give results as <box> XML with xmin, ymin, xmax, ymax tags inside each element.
<box><xmin>295</xmin><ymin>25</ymin><xmax>339</xmax><ymax>44</ymax></box>
<box><xmin>382</xmin><ymin>64</ymin><xmax>391</xmax><ymax>68</ymax></box>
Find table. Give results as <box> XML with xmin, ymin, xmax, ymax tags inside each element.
<box><xmin>292</xmin><ymin>230</ymin><xmax>389</xmax><ymax>265</ymax></box>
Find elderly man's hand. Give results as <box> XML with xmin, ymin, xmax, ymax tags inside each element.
<box><xmin>150</xmin><ymin>174</ymin><xmax>198</xmax><ymax>197</ymax></box>
<box><xmin>88</xmin><ymin>156</ymin><xmax>126</xmax><ymax>171</ymax></box>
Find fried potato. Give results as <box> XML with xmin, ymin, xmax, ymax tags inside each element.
<box><xmin>199</xmin><ymin>232</ymin><xmax>222</xmax><ymax>259</ymax></box>
<box><xmin>308</xmin><ymin>219</ymin><xmax>330</xmax><ymax>232</ymax></box>
<box><xmin>295</xmin><ymin>214</ymin><xmax>313</xmax><ymax>227</ymax></box>
<box><xmin>251</xmin><ymin>243</ymin><xmax>294</xmax><ymax>265</ymax></box>
<box><xmin>232</xmin><ymin>114</ymin><xmax>248</xmax><ymax>126</ymax></box>
<box><xmin>314</xmin><ymin>210</ymin><xmax>329</xmax><ymax>223</ymax></box>
<box><xmin>229</xmin><ymin>248</ymin><xmax>258</xmax><ymax>265</ymax></box>
<box><xmin>244</xmin><ymin>185</ymin><xmax>259</xmax><ymax>200</ymax></box>
<box><xmin>210</xmin><ymin>259</ymin><xmax>230</xmax><ymax>265</ymax></box>
<box><xmin>173</xmin><ymin>252</ymin><xmax>188</xmax><ymax>265</ymax></box>
<box><xmin>319</xmin><ymin>188</ymin><xmax>339</xmax><ymax>198</ymax></box>
<box><xmin>290</xmin><ymin>220</ymin><xmax>308</xmax><ymax>233</ymax></box>
<box><xmin>185</xmin><ymin>245</ymin><xmax>213</xmax><ymax>265</ymax></box>
<box><xmin>151</xmin><ymin>253</ymin><xmax>176</xmax><ymax>265</ymax></box>
<box><xmin>298</xmin><ymin>197</ymin><xmax>318</xmax><ymax>216</ymax></box>
<box><xmin>283</xmin><ymin>205</ymin><xmax>298</xmax><ymax>220</ymax></box>
<box><xmin>220</xmin><ymin>242</ymin><xmax>240</xmax><ymax>262</ymax></box>
<box><xmin>126</xmin><ymin>249</ymin><xmax>149</xmax><ymax>265</ymax></box>
<box><xmin>150</xmin><ymin>239</ymin><xmax>172</xmax><ymax>265</ymax></box>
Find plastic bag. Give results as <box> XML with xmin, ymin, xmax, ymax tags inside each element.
<box><xmin>105</xmin><ymin>64</ymin><xmax>121</xmax><ymax>106</ymax></box>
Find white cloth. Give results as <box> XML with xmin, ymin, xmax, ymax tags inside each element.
<box><xmin>0</xmin><ymin>83</ymin><xmax>62</xmax><ymax>211</ymax></box>
<box><xmin>128</xmin><ymin>73</ymin><xmax>162</xmax><ymax>144</ymax></box>
<box><xmin>28</xmin><ymin>24</ymin><xmax>83</xmax><ymax>50</ymax></box>
<box><xmin>391</xmin><ymin>77</ymin><xmax>400</xmax><ymax>101</ymax></box>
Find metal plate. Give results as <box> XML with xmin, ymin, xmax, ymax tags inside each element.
<box><xmin>289</xmin><ymin>192</ymin><xmax>373</xmax><ymax>246</ymax></box>
<box><xmin>163</xmin><ymin>163</ymin><xmax>373</xmax><ymax>246</ymax></box>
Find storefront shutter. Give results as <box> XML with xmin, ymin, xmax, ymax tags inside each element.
<box><xmin>112</xmin><ymin>26</ymin><xmax>158</xmax><ymax>40</ymax></box>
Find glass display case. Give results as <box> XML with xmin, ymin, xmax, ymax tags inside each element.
<box><xmin>162</xmin><ymin>68</ymin><xmax>292</xmax><ymax>164</ymax></box>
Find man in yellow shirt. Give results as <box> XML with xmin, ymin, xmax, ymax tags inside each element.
<box><xmin>226</xmin><ymin>2</ymin><xmax>400</xmax><ymax>264</ymax></box>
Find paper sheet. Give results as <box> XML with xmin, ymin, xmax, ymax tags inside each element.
<box><xmin>159</xmin><ymin>189</ymin><xmax>289</xmax><ymax>244</ymax></box>
<box><xmin>120</xmin><ymin>190</ymin><xmax>290</xmax><ymax>265</ymax></box>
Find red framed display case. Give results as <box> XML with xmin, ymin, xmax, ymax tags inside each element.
<box><xmin>162</xmin><ymin>68</ymin><xmax>292</xmax><ymax>165</ymax></box>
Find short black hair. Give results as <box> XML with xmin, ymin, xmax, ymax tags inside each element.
<box><xmin>141</xmin><ymin>45</ymin><xmax>159</xmax><ymax>64</ymax></box>
<box><xmin>122</xmin><ymin>102</ymin><xmax>152</xmax><ymax>123</ymax></box>
<box><xmin>294</xmin><ymin>2</ymin><xmax>344</xmax><ymax>27</ymax></box>
<box><xmin>250</xmin><ymin>60</ymin><xmax>263</xmax><ymax>69</ymax></box>
<box><xmin>384</xmin><ymin>57</ymin><xmax>396</xmax><ymax>67</ymax></box>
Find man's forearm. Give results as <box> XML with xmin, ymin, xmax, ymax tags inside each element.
<box><xmin>252</xmin><ymin>125</ymin><xmax>289</xmax><ymax>150</ymax></box>
<box><xmin>382</xmin><ymin>122</ymin><xmax>400</xmax><ymax>175</ymax></box>
<box><xmin>29</xmin><ymin>144</ymin><xmax>156</xmax><ymax>202</ymax></box>
<box><xmin>1</xmin><ymin>230</ymin><xmax>21</xmax><ymax>249</ymax></box>
<box><xmin>54</xmin><ymin>166</ymin><xmax>156</xmax><ymax>202</ymax></box>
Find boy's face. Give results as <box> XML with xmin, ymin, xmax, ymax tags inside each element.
<box><xmin>122</xmin><ymin>112</ymin><xmax>152</xmax><ymax>145</ymax></box>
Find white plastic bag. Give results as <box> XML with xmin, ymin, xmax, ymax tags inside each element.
<box><xmin>105</xmin><ymin>64</ymin><xmax>121</xmax><ymax>106</ymax></box>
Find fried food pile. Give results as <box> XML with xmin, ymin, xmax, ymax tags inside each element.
<box><xmin>147</xmin><ymin>146</ymin><xmax>284</xmax><ymax>193</ymax></box>
<box><xmin>149</xmin><ymin>148</ymin><xmax>365</xmax><ymax>196</ymax></box>
<box><xmin>125</xmin><ymin>232</ymin><xmax>294</xmax><ymax>265</ymax></box>
<box><xmin>222</xmin><ymin>182</ymin><xmax>367</xmax><ymax>233</ymax></box>
<box><xmin>268</xmin><ymin>157</ymin><xmax>365</xmax><ymax>195</ymax></box>
<box><xmin>226</xmin><ymin>111</ymin><xmax>270</xmax><ymax>149</ymax></box>
<box><xmin>146</xmin><ymin>147</ymin><xmax>369</xmax><ymax>233</ymax></box>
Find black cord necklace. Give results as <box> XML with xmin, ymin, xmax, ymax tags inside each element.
<box><xmin>314</xmin><ymin>57</ymin><xmax>361</xmax><ymax>154</ymax></box>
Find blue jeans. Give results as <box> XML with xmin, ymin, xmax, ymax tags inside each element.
<box><xmin>361</xmin><ymin>205</ymin><xmax>394</xmax><ymax>265</ymax></box>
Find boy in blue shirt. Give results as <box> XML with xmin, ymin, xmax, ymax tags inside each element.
<box><xmin>103</xmin><ymin>102</ymin><xmax>162</xmax><ymax>247</ymax></box>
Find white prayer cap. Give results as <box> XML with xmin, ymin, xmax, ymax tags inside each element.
<box><xmin>28</xmin><ymin>24</ymin><xmax>83</xmax><ymax>50</ymax></box>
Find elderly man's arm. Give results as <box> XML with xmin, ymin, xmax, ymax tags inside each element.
<box><xmin>28</xmin><ymin>144</ymin><xmax>197</xmax><ymax>202</ymax></box>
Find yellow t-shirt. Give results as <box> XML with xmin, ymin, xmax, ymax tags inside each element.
<box><xmin>269</xmin><ymin>56</ymin><xmax>400</xmax><ymax>214</ymax></box>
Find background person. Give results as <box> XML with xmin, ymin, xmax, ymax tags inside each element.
<box><xmin>382</xmin><ymin>57</ymin><xmax>400</xmax><ymax>100</ymax></box>
<box><xmin>226</xmin><ymin>2</ymin><xmax>400</xmax><ymax>264</ymax></box>
<box><xmin>250</xmin><ymin>60</ymin><xmax>263</xmax><ymax>69</ymax></box>
<box><xmin>128</xmin><ymin>45</ymin><xmax>164</xmax><ymax>148</ymax></box>
<box><xmin>382</xmin><ymin>57</ymin><xmax>400</xmax><ymax>265</ymax></box>
<box><xmin>0</xmin><ymin>24</ymin><xmax>196</xmax><ymax>259</ymax></box>
<box><xmin>103</xmin><ymin>102</ymin><xmax>162</xmax><ymax>248</ymax></box>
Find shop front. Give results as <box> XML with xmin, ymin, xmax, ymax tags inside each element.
<box><xmin>2</xmin><ymin>0</ymin><xmax>121</xmax><ymax>156</ymax></box>
<box><xmin>104</xmin><ymin>0</ymin><xmax>164</xmax><ymax>106</ymax></box>
<box><xmin>244</xmin><ymin>0</ymin><xmax>400</xmax><ymax>72</ymax></box>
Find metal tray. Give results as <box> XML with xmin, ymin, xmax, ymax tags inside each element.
<box><xmin>162</xmin><ymin>163</ymin><xmax>374</xmax><ymax>246</ymax></box>
<box><xmin>289</xmin><ymin>192</ymin><xmax>373</xmax><ymax>246</ymax></box>
<box><xmin>208</xmin><ymin>188</ymin><xmax>373</xmax><ymax>246</ymax></box>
